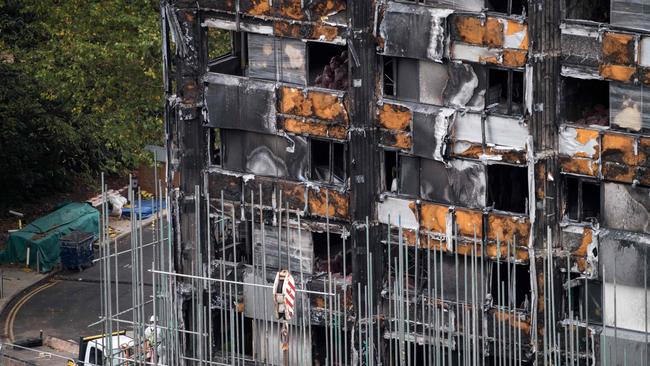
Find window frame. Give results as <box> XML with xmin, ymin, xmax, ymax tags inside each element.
<box><xmin>309</xmin><ymin>138</ymin><xmax>347</xmax><ymax>185</ymax></box>
<box><xmin>486</xmin><ymin>67</ymin><xmax>525</xmax><ymax>116</ymax></box>
<box><xmin>564</xmin><ymin>175</ymin><xmax>601</xmax><ymax>222</ymax></box>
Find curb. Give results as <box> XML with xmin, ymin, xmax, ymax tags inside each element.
<box><xmin>0</xmin><ymin>269</ymin><xmax>59</xmax><ymax>340</ymax></box>
<box><xmin>99</xmin><ymin>211</ymin><xmax>166</xmax><ymax>246</ymax></box>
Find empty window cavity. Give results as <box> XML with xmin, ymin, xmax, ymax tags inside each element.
<box><xmin>565</xmin><ymin>176</ymin><xmax>600</xmax><ymax>222</ymax></box>
<box><xmin>382</xmin><ymin>150</ymin><xmax>420</xmax><ymax>196</ymax></box>
<box><xmin>487</xmin><ymin>164</ymin><xmax>528</xmax><ymax>214</ymax></box>
<box><xmin>487</xmin><ymin>68</ymin><xmax>524</xmax><ymax>115</ymax></box>
<box><xmin>308</xmin><ymin>42</ymin><xmax>348</xmax><ymax>90</ymax></box>
<box><xmin>565</xmin><ymin>0</ymin><xmax>610</xmax><ymax>23</ymax></box>
<box><xmin>310</xmin><ymin>139</ymin><xmax>346</xmax><ymax>185</ymax></box>
<box><xmin>562</xmin><ymin>77</ymin><xmax>609</xmax><ymax>126</ymax></box>
<box><xmin>487</xmin><ymin>0</ymin><xmax>527</xmax><ymax>16</ymax></box>
<box><xmin>207</xmin><ymin>29</ymin><xmax>246</xmax><ymax>75</ymax></box>
<box><xmin>490</xmin><ymin>261</ymin><xmax>531</xmax><ymax>310</ymax></box>
<box><xmin>312</xmin><ymin>232</ymin><xmax>350</xmax><ymax>276</ymax></box>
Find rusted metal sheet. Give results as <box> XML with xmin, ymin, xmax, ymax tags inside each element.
<box><xmin>485</xmin><ymin>243</ymin><xmax>529</xmax><ymax>262</ymax></box>
<box><xmin>242</xmin><ymin>0</ymin><xmax>271</xmax><ymax>16</ymax></box>
<box><xmin>308</xmin><ymin>188</ymin><xmax>349</xmax><ymax>219</ymax></box>
<box><xmin>377</xmin><ymin>103</ymin><xmax>412</xmax><ymax>131</ymax></box>
<box><xmin>273</xmin><ymin>20</ymin><xmax>343</xmax><ymax>43</ymax></box>
<box><xmin>559</xmin><ymin>127</ymin><xmax>600</xmax><ymax>159</ymax></box>
<box><xmin>602</xmin><ymin>133</ymin><xmax>644</xmax><ymax>166</ymax></box>
<box><xmin>602</xmin><ymin>32</ymin><xmax>635</xmax><ymax>66</ymax></box>
<box><xmin>452</xmin><ymin>142</ymin><xmax>527</xmax><ymax>164</ymax></box>
<box><xmin>455</xmin><ymin>207</ymin><xmax>483</xmax><ymax>238</ymax></box>
<box><xmin>450</xmin><ymin>15</ymin><xmax>527</xmax><ymax>67</ymax></box>
<box><xmin>485</xmin><ymin>17</ymin><xmax>504</xmax><ymax>48</ymax></box>
<box><xmin>379</xmin><ymin>129</ymin><xmax>412</xmax><ymax>150</ymax></box>
<box><xmin>419</xmin><ymin>202</ymin><xmax>449</xmax><ymax>234</ymax></box>
<box><xmin>560</xmin><ymin>157</ymin><xmax>599</xmax><ymax>177</ymax></box>
<box><xmin>453</xmin><ymin>15</ymin><xmax>485</xmax><ymax>45</ymax></box>
<box><xmin>278</xmin><ymin>86</ymin><xmax>348</xmax><ymax>123</ymax></box>
<box><xmin>599</xmin><ymin>64</ymin><xmax>636</xmax><ymax>82</ymax></box>
<box><xmin>487</xmin><ymin>213</ymin><xmax>530</xmax><ymax>246</ymax></box>
<box><xmin>503</xmin><ymin>49</ymin><xmax>528</xmax><ymax>67</ymax></box>
<box><xmin>280</xmin><ymin>117</ymin><xmax>347</xmax><ymax>139</ymax></box>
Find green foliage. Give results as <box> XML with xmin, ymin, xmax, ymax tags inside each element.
<box><xmin>0</xmin><ymin>0</ymin><xmax>163</xmax><ymax>205</ymax></box>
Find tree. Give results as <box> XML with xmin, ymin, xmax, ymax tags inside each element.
<box><xmin>0</xmin><ymin>0</ymin><xmax>164</xmax><ymax>205</ymax></box>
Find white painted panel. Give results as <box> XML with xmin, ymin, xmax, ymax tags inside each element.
<box><xmin>485</xmin><ymin>115</ymin><xmax>528</xmax><ymax>149</ymax></box>
<box><xmin>378</xmin><ymin>197</ymin><xmax>419</xmax><ymax>229</ymax></box>
<box><xmin>604</xmin><ymin>283</ymin><xmax>650</xmax><ymax>333</ymax></box>
<box><xmin>453</xmin><ymin>112</ymin><xmax>482</xmax><ymax>143</ymax></box>
<box><xmin>451</xmin><ymin>43</ymin><xmax>501</xmax><ymax>63</ymax></box>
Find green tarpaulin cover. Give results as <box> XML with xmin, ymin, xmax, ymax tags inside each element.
<box><xmin>1</xmin><ymin>202</ymin><xmax>99</xmax><ymax>272</ymax></box>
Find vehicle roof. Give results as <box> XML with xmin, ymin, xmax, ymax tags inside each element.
<box><xmin>90</xmin><ymin>335</ymin><xmax>134</xmax><ymax>350</ymax></box>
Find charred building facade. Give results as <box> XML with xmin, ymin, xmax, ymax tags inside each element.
<box><xmin>162</xmin><ymin>0</ymin><xmax>650</xmax><ymax>365</ymax></box>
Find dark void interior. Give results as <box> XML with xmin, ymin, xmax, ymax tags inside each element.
<box><xmin>310</xmin><ymin>139</ymin><xmax>345</xmax><ymax>184</ymax></box>
<box><xmin>491</xmin><ymin>262</ymin><xmax>531</xmax><ymax>309</ymax></box>
<box><xmin>207</xmin><ymin>29</ymin><xmax>245</xmax><ymax>75</ymax></box>
<box><xmin>487</xmin><ymin>68</ymin><xmax>524</xmax><ymax>115</ymax></box>
<box><xmin>487</xmin><ymin>165</ymin><xmax>528</xmax><ymax>213</ymax></box>
<box><xmin>312</xmin><ymin>232</ymin><xmax>351</xmax><ymax>275</ymax></box>
<box><xmin>384</xmin><ymin>150</ymin><xmax>398</xmax><ymax>192</ymax></box>
<box><xmin>566</xmin><ymin>176</ymin><xmax>600</xmax><ymax>221</ymax></box>
<box><xmin>565</xmin><ymin>0</ymin><xmax>610</xmax><ymax>23</ymax></box>
<box><xmin>309</xmin><ymin>42</ymin><xmax>348</xmax><ymax>90</ymax></box>
<box><xmin>383</xmin><ymin>56</ymin><xmax>396</xmax><ymax>97</ymax></box>
<box><xmin>563</xmin><ymin>77</ymin><xmax>609</xmax><ymax>125</ymax></box>
<box><xmin>487</xmin><ymin>0</ymin><xmax>527</xmax><ymax>15</ymax></box>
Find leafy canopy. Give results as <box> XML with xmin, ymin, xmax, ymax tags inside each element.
<box><xmin>0</xmin><ymin>0</ymin><xmax>163</xmax><ymax>205</ymax></box>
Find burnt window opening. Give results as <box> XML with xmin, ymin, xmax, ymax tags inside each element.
<box><xmin>381</xmin><ymin>56</ymin><xmax>419</xmax><ymax>102</ymax></box>
<box><xmin>310</xmin><ymin>139</ymin><xmax>346</xmax><ymax>185</ymax></box>
<box><xmin>564</xmin><ymin>0</ymin><xmax>610</xmax><ymax>23</ymax></box>
<box><xmin>490</xmin><ymin>262</ymin><xmax>531</xmax><ymax>310</ymax></box>
<box><xmin>383</xmin><ymin>56</ymin><xmax>397</xmax><ymax>97</ymax></box>
<box><xmin>566</xmin><ymin>275</ymin><xmax>603</xmax><ymax>324</ymax></box>
<box><xmin>487</xmin><ymin>164</ymin><xmax>528</xmax><ymax>214</ymax></box>
<box><xmin>563</xmin><ymin>77</ymin><xmax>609</xmax><ymax>126</ymax></box>
<box><xmin>487</xmin><ymin>68</ymin><xmax>524</xmax><ymax>115</ymax></box>
<box><xmin>308</xmin><ymin>42</ymin><xmax>348</xmax><ymax>90</ymax></box>
<box><xmin>383</xmin><ymin>150</ymin><xmax>398</xmax><ymax>192</ymax></box>
<box><xmin>212</xmin><ymin>216</ymin><xmax>249</xmax><ymax>264</ymax></box>
<box><xmin>487</xmin><ymin>0</ymin><xmax>527</xmax><ymax>15</ymax></box>
<box><xmin>312</xmin><ymin>232</ymin><xmax>351</xmax><ymax>276</ymax></box>
<box><xmin>565</xmin><ymin>176</ymin><xmax>600</xmax><ymax>222</ymax></box>
<box><xmin>207</xmin><ymin>29</ymin><xmax>246</xmax><ymax>75</ymax></box>
<box><xmin>213</xmin><ymin>316</ymin><xmax>253</xmax><ymax>356</ymax></box>
<box><xmin>210</xmin><ymin>128</ymin><xmax>222</xmax><ymax>166</ymax></box>
<box><xmin>382</xmin><ymin>151</ymin><xmax>420</xmax><ymax>196</ymax></box>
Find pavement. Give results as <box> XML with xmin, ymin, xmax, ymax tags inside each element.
<box><xmin>0</xmin><ymin>208</ymin><xmax>162</xmax><ymax>365</ymax></box>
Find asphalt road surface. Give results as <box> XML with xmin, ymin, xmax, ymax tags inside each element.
<box><xmin>8</xmin><ymin>224</ymin><xmax>157</xmax><ymax>342</ymax></box>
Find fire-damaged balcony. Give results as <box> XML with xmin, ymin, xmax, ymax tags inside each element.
<box><xmin>560</xmin><ymin>21</ymin><xmax>650</xmax><ymax>133</ymax></box>
<box><xmin>198</xmin><ymin>0</ymin><xmax>347</xmax><ymax>44</ymax></box>
<box><xmin>378</xmin><ymin>2</ymin><xmax>529</xmax><ymax>68</ymax></box>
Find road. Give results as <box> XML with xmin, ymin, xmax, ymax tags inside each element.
<box><xmin>7</xmin><ymin>224</ymin><xmax>157</xmax><ymax>342</ymax></box>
